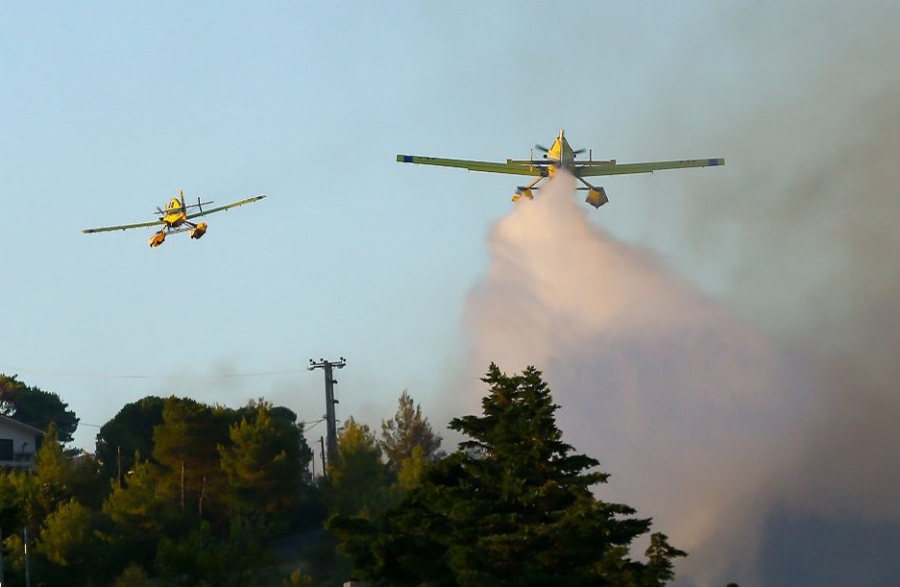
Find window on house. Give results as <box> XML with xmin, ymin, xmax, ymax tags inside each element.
<box><xmin>0</xmin><ymin>439</ymin><xmax>13</xmax><ymax>461</ymax></box>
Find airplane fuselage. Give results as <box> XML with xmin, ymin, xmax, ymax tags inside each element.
<box><xmin>162</xmin><ymin>197</ymin><xmax>188</xmax><ymax>228</ymax></box>
<box><xmin>544</xmin><ymin>129</ymin><xmax>578</xmax><ymax>174</ymax></box>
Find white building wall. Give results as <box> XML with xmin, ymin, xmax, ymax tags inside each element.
<box><xmin>0</xmin><ymin>421</ymin><xmax>39</xmax><ymax>466</ymax></box>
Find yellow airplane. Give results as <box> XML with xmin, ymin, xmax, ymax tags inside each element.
<box><xmin>82</xmin><ymin>189</ymin><xmax>267</xmax><ymax>247</ymax></box>
<box><xmin>397</xmin><ymin>129</ymin><xmax>724</xmax><ymax>208</ymax></box>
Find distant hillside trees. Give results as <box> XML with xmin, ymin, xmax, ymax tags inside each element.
<box><xmin>0</xmin><ymin>374</ymin><xmax>79</xmax><ymax>443</ymax></box>
<box><xmin>0</xmin><ymin>388</ymin><xmax>317</xmax><ymax>586</ymax></box>
<box><xmin>0</xmin><ymin>372</ymin><xmax>692</xmax><ymax>586</ymax></box>
<box><xmin>94</xmin><ymin>395</ymin><xmax>165</xmax><ymax>484</ymax></box>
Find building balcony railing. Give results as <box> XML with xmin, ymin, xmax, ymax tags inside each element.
<box><xmin>0</xmin><ymin>452</ymin><xmax>36</xmax><ymax>468</ymax></box>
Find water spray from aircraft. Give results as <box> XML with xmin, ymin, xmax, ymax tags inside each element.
<box><xmin>461</xmin><ymin>171</ymin><xmax>812</xmax><ymax>586</ymax></box>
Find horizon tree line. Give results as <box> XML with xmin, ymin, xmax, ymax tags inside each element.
<box><xmin>0</xmin><ymin>369</ymin><xmax>698</xmax><ymax>587</ymax></box>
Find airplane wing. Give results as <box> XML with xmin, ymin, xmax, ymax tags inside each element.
<box><xmin>183</xmin><ymin>200</ymin><xmax>215</xmax><ymax>213</ymax></box>
<box><xmin>82</xmin><ymin>219</ymin><xmax>164</xmax><ymax>233</ymax></box>
<box><xmin>576</xmin><ymin>158</ymin><xmax>725</xmax><ymax>177</ymax></box>
<box><xmin>189</xmin><ymin>194</ymin><xmax>267</xmax><ymax>219</ymax></box>
<box><xmin>396</xmin><ymin>155</ymin><xmax>542</xmax><ymax>177</ymax></box>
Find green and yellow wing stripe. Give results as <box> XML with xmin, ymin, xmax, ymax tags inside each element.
<box><xmin>397</xmin><ymin>155</ymin><xmax>541</xmax><ymax>177</ymax></box>
<box><xmin>82</xmin><ymin>219</ymin><xmax>164</xmax><ymax>233</ymax></box>
<box><xmin>576</xmin><ymin>158</ymin><xmax>725</xmax><ymax>177</ymax></box>
<box><xmin>189</xmin><ymin>194</ymin><xmax>267</xmax><ymax>219</ymax></box>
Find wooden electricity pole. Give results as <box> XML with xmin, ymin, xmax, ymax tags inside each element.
<box><xmin>308</xmin><ymin>357</ymin><xmax>345</xmax><ymax>467</ymax></box>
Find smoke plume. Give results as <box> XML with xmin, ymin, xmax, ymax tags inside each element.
<box><xmin>653</xmin><ymin>4</ymin><xmax>900</xmax><ymax>583</ymax></box>
<box><xmin>460</xmin><ymin>5</ymin><xmax>900</xmax><ymax>584</ymax></box>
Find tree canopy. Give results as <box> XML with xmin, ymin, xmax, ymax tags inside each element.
<box><xmin>95</xmin><ymin>395</ymin><xmax>166</xmax><ymax>484</ymax></box>
<box><xmin>0</xmin><ymin>371</ymin><xmax>694</xmax><ymax>586</ymax></box>
<box><xmin>152</xmin><ymin>396</ymin><xmax>234</xmax><ymax>516</ymax></box>
<box><xmin>326</xmin><ymin>416</ymin><xmax>392</xmax><ymax>518</ymax></box>
<box><xmin>331</xmin><ymin>364</ymin><xmax>686</xmax><ymax>587</ymax></box>
<box><xmin>380</xmin><ymin>390</ymin><xmax>443</xmax><ymax>471</ymax></box>
<box><xmin>0</xmin><ymin>374</ymin><xmax>79</xmax><ymax>443</ymax></box>
<box><xmin>219</xmin><ymin>398</ymin><xmax>311</xmax><ymax>518</ymax></box>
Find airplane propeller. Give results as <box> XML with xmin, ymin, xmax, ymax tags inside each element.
<box><xmin>536</xmin><ymin>144</ymin><xmax>586</xmax><ymax>158</ymax></box>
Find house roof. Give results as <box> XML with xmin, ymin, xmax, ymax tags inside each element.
<box><xmin>0</xmin><ymin>414</ymin><xmax>45</xmax><ymax>436</ymax></box>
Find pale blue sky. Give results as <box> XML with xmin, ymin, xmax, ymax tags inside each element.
<box><xmin>1</xmin><ymin>1</ymin><xmax>733</xmax><ymax>447</ymax></box>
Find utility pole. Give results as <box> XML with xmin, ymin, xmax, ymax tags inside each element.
<box><xmin>23</xmin><ymin>527</ymin><xmax>30</xmax><ymax>587</ymax></box>
<box><xmin>308</xmin><ymin>357</ymin><xmax>345</xmax><ymax>466</ymax></box>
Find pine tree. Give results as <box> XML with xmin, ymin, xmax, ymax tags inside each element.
<box><xmin>95</xmin><ymin>395</ymin><xmax>165</xmax><ymax>484</ymax></box>
<box><xmin>326</xmin><ymin>417</ymin><xmax>391</xmax><ymax>518</ymax></box>
<box><xmin>101</xmin><ymin>458</ymin><xmax>177</xmax><ymax>573</ymax></box>
<box><xmin>152</xmin><ymin>397</ymin><xmax>232</xmax><ymax>517</ymax></box>
<box><xmin>219</xmin><ymin>399</ymin><xmax>310</xmax><ymax>518</ymax></box>
<box><xmin>33</xmin><ymin>423</ymin><xmax>73</xmax><ymax>517</ymax></box>
<box><xmin>35</xmin><ymin>499</ymin><xmax>106</xmax><ymax>585</ymax></box>
<box><xmin>333</xmin><ymin>364</ymin><xmax>686</xmax><ymax>587</ymax></box>
<box><xmin>644</xmin><ymin>532</ymin><xmax>687</xmax><ymax>586</ymax></box>
<box><xmin>381</xmin><ymin>390</ymin><xmax>443</xmax><ymax>471</ymax></box>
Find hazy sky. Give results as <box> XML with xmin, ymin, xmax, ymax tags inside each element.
<box><xmin>2</xmin><ymin>3</ymin><xmax>898</xmax><ymax>586</ymax></box>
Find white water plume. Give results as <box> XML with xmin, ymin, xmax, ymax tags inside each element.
<box><xmin>462</xmin><ymin>172</ymin><xmax>810</xmax><ymax>586</ymax></box>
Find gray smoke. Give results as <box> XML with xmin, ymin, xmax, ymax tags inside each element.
<box><xmin>459</xmin><ymin>6</ymin><xmax>900</xmax><ymax>584</ymax></box>
<box><xmin>664</xmin><ymin>6</ymin><xmax>900</xmax><ymax>583</ymax></box>
<box><xmin>659</xmin><ymin>2</ymin><xmax>900</xmax><ymax>580</ymax></box>
<box><xmin>671</xmin><ymin>82</ymin><xmax>900</xmax><ymax>527</ymax></box>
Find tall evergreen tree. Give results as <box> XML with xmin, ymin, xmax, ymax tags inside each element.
<box><xmin>219</xmin><ymin>398</ymin><xmax>311</xmax><ymax>518</ymax></box>
<box><xmin>643</xmin><ymin>532</ymin><xmax>687</xmax><ymax>586</ymax></box>
<box><xmin>333</xmin><ymin>364</ymin><xmax>685</xmax><ymax>587</ymax></box>
<box><xmin>152</xmin><ymin>397</ymin><xmax>232</xmax><ymax>518</ymax></box>
<box><xmin>35</xmin><ymin>499</ymin><xmax>109</xmax><ymax>586</ymax></box>
<box><xmin>102</xmin><ymin>458</ymin><xmax>179</xmax><ymax>574</ymax></box>
<box><xmin>33</xmin><ymin>423</ymin><xmax>74</xmax><ymax>517</ymax></box>
<box><xmin>326</xmin><ymin>417</ymin><xmax>391</xmax><ymax>518</ymax></box>
<box><xmin>95</xmin><ymin>396</ymin><xmax>165</xmax><ymax>484</ymax></box>
<box><xmin>380</xmin><ymin>390</ymin><xmax>443</xmax><ymax>472</ymax></box>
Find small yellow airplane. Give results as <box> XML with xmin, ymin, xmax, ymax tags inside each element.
<box><xmin>397</xmin><ymin>129</ymin><xmax>724</xmax><ymax>208</ymax></box>
<box><xmin>82</xmin><ymin>189</ymin><xmax>267</xmax><ymax>247</ymax></box>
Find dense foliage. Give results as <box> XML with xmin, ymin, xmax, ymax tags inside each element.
<box><xmin>330</xmin><ymin>364</ymin><xmax>687</xmax><ymax>587</ymax></box>
<box><xmin>0</xmin><ymin>374</ymin><xmax>79</xmax><ymax>443</ymax></box>
<box><xmin>94</xmin><ymin>395</ymin><xmax>165</xmax><ymax>483</ymax></box>
<box><xmin>0</xmin><ymin>371</ymin><xmax>691</xmax><ymax>586</ymax></box>
<box><xmin>0</xmin><ymin>390</ymin><xmax>316</xmax><ymax>586</ymax></box>
<box><xmin>380</xmin><ymin>389</ymin><xmax>443</xmax><ymax>470</ymax></box>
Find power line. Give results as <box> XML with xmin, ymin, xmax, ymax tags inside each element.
<box><xmin>302</xmin><ymin>417</ymin><xmax>326</xmax><ymax>430</ymax></box>
<box><xmin>0</xmin><ymin>366</ymin><xmax>309</xmax><ymax>380</ymax></box>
